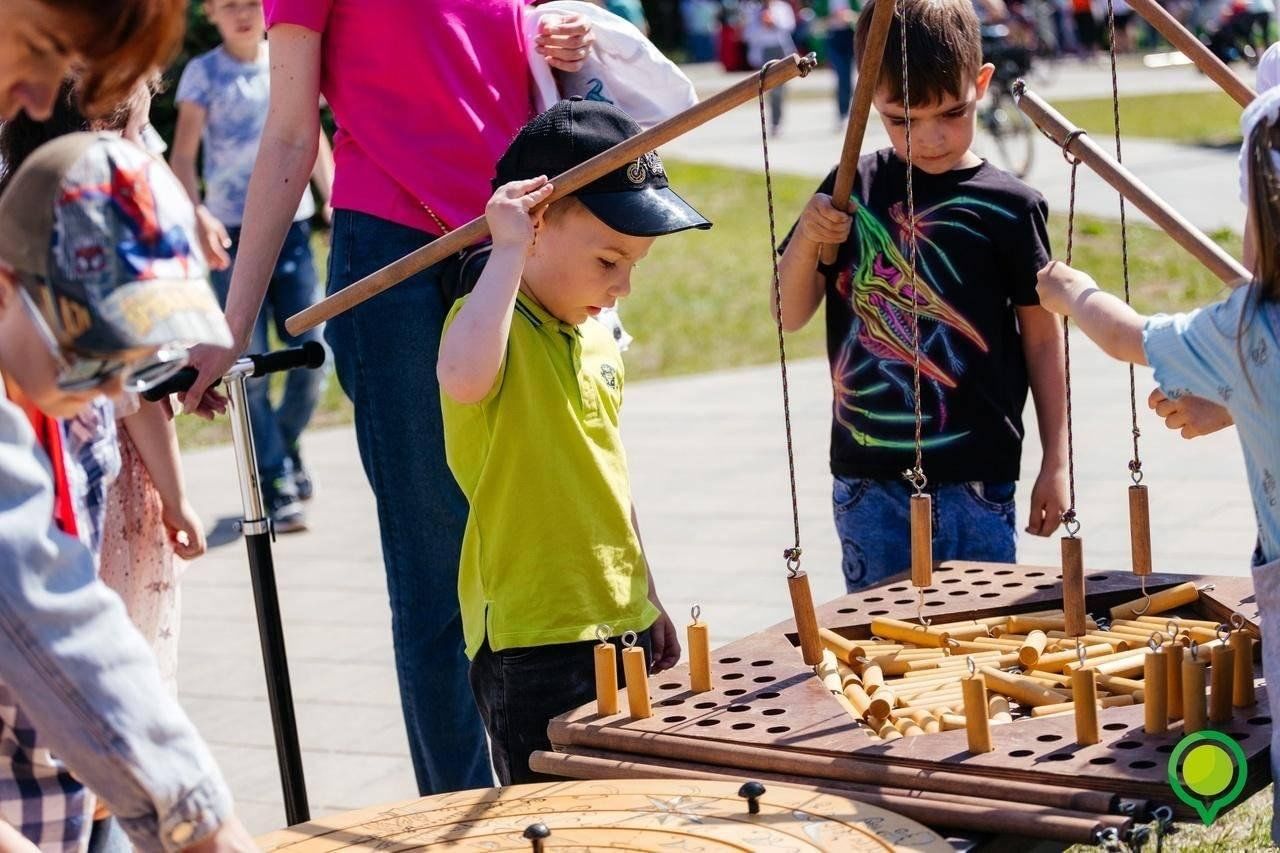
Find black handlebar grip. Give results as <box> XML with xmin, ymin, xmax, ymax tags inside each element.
<box><xmin>140</xmin><ymin>367</ymin><xmax>202</xmax><ymax>403</ymax></box>
<box><xmin>249</xmin><ymin>341</ymin><xmax>326</xmax><ymax>378</ymax></box>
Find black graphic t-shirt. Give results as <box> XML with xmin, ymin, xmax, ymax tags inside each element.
<box><xmin>797</xmin><ymin>149</ymin><xmax>1050</xmax><ymax>483</ymax></box>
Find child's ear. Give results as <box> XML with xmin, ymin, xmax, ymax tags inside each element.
<box><xmin>974</xmin><ymin>64</ymin><xmax>996</xmax><ymax>100</ymax></box>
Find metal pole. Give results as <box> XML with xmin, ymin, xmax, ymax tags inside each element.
<box><xmin>226</xmin><ymin>373</ymin><xmax>310</xmax><ymax>825</ymax></box>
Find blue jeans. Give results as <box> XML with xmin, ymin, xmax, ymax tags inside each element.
<box><xmin>325</xmin><ymin>210</ymin><xmax>490</xmax><ymax>794</ymax></box>
<box><xmin>833</xmin><ymin>476</ymin><xmax>1018</xmax><ymax>592</ymax></box>
<box><xmin>827</xmin><ymin>27</ymin><xmax>855</xmax><ymax>119</ymax></box>
<box><xmin>210</xmin><ymin>220</ymin><xmax>324</xmax><ymax>488</ymax></box>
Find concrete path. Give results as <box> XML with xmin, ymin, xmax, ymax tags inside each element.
<box><xmin>180</xmin><ymin>335</ymin><xmax>1254</xmax><ymax>834</ymax></box>
<box><xmin>671</xmin><ymin>61</ymin><xmax>1248</xmax><ymax>235</ymax></box>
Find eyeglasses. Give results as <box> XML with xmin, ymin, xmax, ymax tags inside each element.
<box><xmin>18</xmin><ymin>284</ymin><xmax>189</xmax><ymax>393</ymax></box>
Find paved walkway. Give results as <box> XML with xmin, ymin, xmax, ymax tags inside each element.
<box><xmin>673</xmin><ymin>60</ymin><xmax>1248</xmax><ymax>235</ymax></box>
<box><xmin>181</xmin><ymin>337</ymin><xmax>1254</xmax><ymax>834</ymax></box>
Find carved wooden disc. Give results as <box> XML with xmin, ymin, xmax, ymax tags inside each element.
<box><xmin>257</xmin><ymin>778</ymin><xmax>952</xmax><ymax>851</ymax></box>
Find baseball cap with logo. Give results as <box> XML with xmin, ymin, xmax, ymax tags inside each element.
<box><xmin>493</xmin><ymin>98</ymin><xmax>711</xmax><ymax>238</ymax></box>
<box><xmin>0</xmin><ymin>132</ymin><xmax>232</xmax><ymax>366</ymax></box>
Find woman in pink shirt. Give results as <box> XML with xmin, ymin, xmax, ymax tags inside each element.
<box><xmin>182</xmin><ymin>0</ymin><xmax>595</xmax><ymax>794</ymax></box>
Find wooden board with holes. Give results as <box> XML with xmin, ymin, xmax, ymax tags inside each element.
<box><xmin>255</xmin><ymin>778</ymin><xmax>954</xmax><ymax>851</ymax></box>
<box><xmin>548</xmin><ymin>563</ymin><xmax>1271</xmax><ymax>821</ymax></box>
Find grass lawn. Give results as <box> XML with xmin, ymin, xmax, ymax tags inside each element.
<box><xmin>177</xmin><ymin>158</ymin><xmax>1241</xmax><ymax>449</ymax></box>
<box><xmin>1049</xmin><ymin>90</ymin><xmax>1243</xmax><ymax>147</ymax></box>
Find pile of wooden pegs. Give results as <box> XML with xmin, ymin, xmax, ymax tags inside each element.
<box><xmin>811</xmin><ymin>582</ymin><xmax>1259</xmax><ymax>747</ymax></box>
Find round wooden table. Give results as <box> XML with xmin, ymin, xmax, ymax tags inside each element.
<box><xmin>257</xmin><ymin>778</ymin><xmax>952</xmax><ymax>851</ymax></box>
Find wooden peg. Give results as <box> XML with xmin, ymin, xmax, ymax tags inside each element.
<box><xmin>1230</xmin><ymin>630</ymin><xmax>1256</xmax><ymax>708</ymax></box>
<box><xmin>621</xmin><ymin>638</ymin><xmax>652</xmax><ymax>719</ymax></box>
<box><xmin>1128</xmin><ymin>484</ymin><xmax>1153</xmax><ymax>575</ymax></box>
<box><xmin>910</xmin><ymin>493</ymin><xmax>933</xmax><ymax>588</ymax></box>
<box><xmin>867</xmin><ymin>687</ymin><xmax>896</xmax><ymax>721</ymax></box>
<box><xmin>1209</xmin><ymin>644</ymin><xmax>1236</xmax><ymax>724</ymax></box>
<box><xmin>1110</xmin><ymin>580</ymin><xmax>1200</xmax><ymax>621</ymax></box>
<box><xmin>1144</xmin><ymin>647</ymin><xmax>1168</xmax><ymax>735</ymax></box>
<box><xmin>688</xmin><ymin>607</ymin><xmax>712</xmax><ymax>693</ymax></box>
<box><xmin>962</xmin><ymin>673</ymin><xmax>993</xmax><ymax>753</ymax></box>
<box><xmin>1071</xmin><ymin>669</ymin><xmax>1100</xmax><ymax>745</ymax></box>
<box><xmin>788</xmin><ymin>570</ymin><xmax>824</xmax><ymax>666</ymax></box>
<box><xmin>842</xmin><ymin>680</ymin><xmax>875</xmax><ymax>721</ymax></box>
<box><xmin>1018</xmin><ymin>630</ymin><xmax>1049</xmax><ymax>667</ymax></box>
<box><xmin>1183</xmin><ymin>651</ymin><xmax>1208</xmax><ymax>733</ymax></box>
<box><xmin>1061</xmin><ymin>536</ymin><xmax>1086</xmax><ymax>637</ymax></box>
<box><xmin>594</xmin><ymin>636</ymin><xmax>620</xmax><ymax>716</ymax></box>
<box><xmin>861</xmin><ymin>663</ymin><xmax>885</xmax><ymax>695</ymax></box>
<box><xmin>1165</xmin><ymin>643</ymin><xmax>1184</xmax><ymax>721</ymax></box>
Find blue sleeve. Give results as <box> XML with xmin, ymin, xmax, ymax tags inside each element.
<box><xmin>1142</xmin><ymin>288</ymin><xmax>1251</xmax><ymax>405</ymax></box>
<box><xmin>0</xmin><ymin>397</ymin><xmax>232</xmax><ymax>852</ymax></box>
<box><xmin>174</xmin><ymin>56</ymin><xmax>211</xmax><ymax>110</ymax></box>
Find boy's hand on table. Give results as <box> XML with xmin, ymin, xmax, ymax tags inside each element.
<box><xmin>648</xmin><ymin>607</ymin><xmax>682</xmax><ymax>673</ymax></box>
<box><xmin>1148</xmin><ymin>388</ymin><xmax>1234</xmax><ymax>439</ymax></box>
<box><xmin>796</xmin><ymin>193</ymin><xmax>852</xmax><ymax>246</ymax></box>
<box><xmin>1025</xmin><ymin>462</ymin><xmax>1068</xmax><ymax>537</ymax></box>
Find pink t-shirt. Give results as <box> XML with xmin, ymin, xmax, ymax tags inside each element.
<box><xmin>266</xmin><ymin>0</ymin><xmax>534</xmax><ymax>234</ymax></box>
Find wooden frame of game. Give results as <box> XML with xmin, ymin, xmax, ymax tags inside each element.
<box><xmin>535</xmin><ymin>563</ymin><xmax>1270</xmax><ymax>845</ymax></box>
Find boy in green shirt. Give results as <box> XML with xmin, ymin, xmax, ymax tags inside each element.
<box><xmin>438</xmin><ymin>99</ymin><xmax>711</xmax><ymax>784</ymax></box>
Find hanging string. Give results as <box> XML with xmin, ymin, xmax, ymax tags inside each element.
<box><xmin>760</xmin><ymin>64</ymin><xmax>803</xmax><ymax>574</ymax></box>
<box><xmin>1105</xmin><ymin>0</ymin><xmax>1143</xmax><ymax>485</ymax></box>
<box><xmin>899</xmin><ymin>0</ymin><xmax>925</xmax><ymax>495</ymax></box>
<box><xmin>1060</xmin><ymin>133</ymin><xmax>1086</xmax><ymax>537</ymax></box>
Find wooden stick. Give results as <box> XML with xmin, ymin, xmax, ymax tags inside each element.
<box><xmin>789</xmin><ymin>570</ymin><xmax>824</xmax><ymax>665</ymax></box>
<box><xmin>843</xmin><ymin>680</ymin><xmax>875</xmax><ymax>720</ymax></box>
<box><xmin>1210</xmin><ymin>644</ymin><xmax>1236</xmax><ymax>723</ymax></box>
<box><xmin>870</xmin><ymin>616</ymin><xmax>952</xmax><ymax>647</ymax></box>
<box><xmin>1144</xmin><ymin>647</ymin><xmax>1168</xmax><ymax>735</ymax></box>
<box><xmin>962</xmin><ymin>675</ymin><xmax>993</xmax><ymax>753</ymax></box>
<box><xmin>1015</xmin><ymin>86</ymin><xmax>1250</xmax><ymax>286</ymax></box>
<box><xmin>1061</xmin><ymin>536</ymin><xmax>1087</xmax><ymax>637</ymax></box>
<box><xmin>910</xmin><ymin>493</ymin><xmax>933</xmax><ymax>588</ymax></box>
<box><xmin>820</xmin><ymin>0</ymin><xmax>897</xmax><ymax>265</ymax></box>
<box><xmin>1166</xmin><ymin>643</ymin><xmax>1185</xmax><ymax>721</ymax></box>
<box><xmin>1072</xmin><ymin>673</ymin><xmax>1101</xmax><ymax>739</ymax></box>
<box><xmin>980</xmin><ymin>666</ymin><xmax>1071</xmax><ymax>706</ymax></box>
<box><xmin>1231</xmin><ymin>630</ymin><xmax>1256</xmax><ymax>707</ymax></box>
<box><xmin>1125</xmin><ymin>0</ymin><xmax>1256</xmax><ymax>107</ymax></box>
<box><xmin>1095</xmin><ymin>674</ymin><xmax>1145</xmax><ymax>699</ymax></box>
<box><xmin>285</xmin><ymin>54</ymin><xmax>819</xmax><ymax>335</ymax></box>
<box><xmin>1109</xmin><ymin>580</ymin><xmax>1202</xmax><ymax>622</ymax></box>
<box><xmin>688</xmin><ymin>617</ymin><xmax>712</xmax><ymax>693</ymax></box>
<box><xmin>862</xmin><ymin>663</ymin><xmax>885</xmax><ymax>695</ymax></box>
<box><xmin>1066</xmin><ymin>647</ymin><xmax>1148</xmax><ymax>677</ymax></box>
<box><xmin>1048</xmin><ymin>632</ymin><xmax>1132</xmax><ymax>653</ymax></box>
<box><xmin>894</xmin><ymin>716</ymin><xmax>926</xmax><ymax>737</ymax></box>
<box><xmin>1183</xmin><ymin>652</ymin><xmax>1208</xmax><ymax>733</ymax></box>
<box><xmin>1005</xmin><ymin>614</ymin><xmax>1097</xmax><ymax>635</ymax></box>
<box><xmin>817</xmin><ymin>649</ymin><xmax>845</xmax><ymax>694</ymax></box>
<box><xmin>1129</xmin><ymin>485</ymin><xmax>1153</xmax><ymax>576</ymax></box>
<box><xmin>1036</xmin><ymin>692</ymin><xmax>1132</xmax><ymax>721</ymax></box>
<box><xmin>594</xmin><ymin>641</ymin><xmax>619</xmax><ymax>716</ymax></box>
<box><xmin>1135</xmin><ymin>615</ymin><xmax>1223</xmax><ymax>631</ymax></box>
<box><xmin>622</xmin><ymin>645</ymin><xmax>651</xmax><ymax>719</ymax></box>
<box><xmin>818</xmin><ymin>627</ymin><xmax>861</xmax><ymax>665</ymax></box>
<box><xmin>1019</xmin><ymin>630</ymin><xmax>1050</xmax><ymax>667</ymax></box>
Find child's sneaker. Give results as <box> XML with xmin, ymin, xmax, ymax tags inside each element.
<box><xmin>265</xmin><ymin>477</ymin><xmax>307</xmax><ymax>534</ymax></box>
<box><xmin>288</xmin><ymin>452</ymin><xmax>315</xmax><ymax>502</ymax></box>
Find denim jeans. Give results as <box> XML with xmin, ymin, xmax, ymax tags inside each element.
<box><xmin>827</xmin><ymin>27</ymin><xmax>855</xmax><ymax>119</ymax></box>
<box><xmin>833</xmin><ymin>476</ymin><xmax>1018</xmax><ymax>592</ymax></box>
<box><xmin>210</xmin><ymin>220</ymin><xmax>324</xmax><ymax>487</ymax></box>
<box><xmin>469</xmin><ymin>631</ymin><xmax>652</xmax><ymax>785</ymax></box>
<box><xmin>325</xmin><ymin>210</ymin><xmax>490</xmax><ymax>794</ymax></box>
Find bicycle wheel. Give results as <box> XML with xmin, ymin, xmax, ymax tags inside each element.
<box><xmin>984</xmin><ymin>93</ymin><xmax>1036</xmax><ymax>179</ymax></box>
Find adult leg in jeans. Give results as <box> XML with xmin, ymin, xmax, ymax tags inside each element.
<box><xmin>266</xmin><ymin>220</ymin><xmax>324</xmax><ymax>465</ymax></box>
<box><xmin>209</xmin><ymin>230</ymin><xmax>290</xmax><ymax>493</ymax></box>
<box><xmin>324</xmin><ymin>210</ymin><xmax>490</xmax><ymax>794</ymax></box>
<box><xmin>827</xmin><ymin>29</ymin><xmax>855</xmax><ymax>120</ymax></box>
<box><xmin>832</xmin><ymin>476</ymin><xmax>911</xmax><ymax>592</ymax></box>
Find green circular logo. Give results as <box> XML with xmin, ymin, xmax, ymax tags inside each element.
<box><xmin>1168</xmin><ymin>731</ymin><xmax>1249</xmax><ymax>825</ymax></box>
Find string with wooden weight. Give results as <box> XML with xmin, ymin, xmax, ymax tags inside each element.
<box><xmin>1104</xmin><ymin>0</ymin><xmax>1155</xmax><ymax>602</ymax></box>
<box><xmin>759</xmin><ymin>66</ymin><xmax>822</xmax><ymax>666</ymax></box>
<box><xmin>1059</xmin><ymin>132</ymin><xmax>1088</xmax><ymax>638</ymax></box>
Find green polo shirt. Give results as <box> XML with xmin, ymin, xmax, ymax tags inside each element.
<box><xmin>441</xmin><ymin>291</ymin><xmax>659</xmax><ymax>658</ymax></box>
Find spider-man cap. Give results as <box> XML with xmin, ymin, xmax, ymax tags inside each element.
<box><xmin>494</xmin><ymin>98</ymin><xmax>711</xmax><ymax>238</ymax></box>
<box><xmin>0</xmin><ymin>132</ymin><xmax>231</xmax><ymax>355</ymax></box>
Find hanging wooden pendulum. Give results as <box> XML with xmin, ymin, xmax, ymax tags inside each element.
<box><xmin>910</xmin><ymin>491</ymin><xmax>932</xmax><ymax>589</ymax></box>
<box><xmin>1072</xmin><ymin>642</ymin><xmax>1101</xmax><ymax>745</ymax></box>
<box><xmin>621</xmin><ymin>631</ymin><xmax>652</xmax><ymax>719</ymax></box>
<box><xmin>787</xmin><ymin>558</ymin><xmax>823</xmax><ymax>667</ymax></box>
<box><xmin>1183</xmin><ymin>642</ymin><xmax>1209</xmax><ymax>733</ymax></box>
<box><xmin>1229</xmin><ymin>614</ymin><xmax>1256</xmax><ymax>708</ymax></box>
<box><xmin>593</xmin><ymin>625</ymin><xmax>620</xmax><ymax>716</ymax></box>
<box><xmin>1129</xmin><ymin>481</ymin><xmax>1153</xmax><ymax>575</ymax></box>
<box><xmin>688</xmin><ymin>605</ymin><xmax>713</xmax><ymax>694</ymax></box>
<box><xmin>1058</xmin><ymin>157</ymin><xmax>1087</xmax><ymax>640</ymax></box>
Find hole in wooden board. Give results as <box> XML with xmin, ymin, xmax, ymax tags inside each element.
<box><xmin>723</xmin><ymin>673</ymin><xmax>744</xmax><ymax>681</ymax></box>
<box><xmin>837</xmin><ymin>607</ymin><xmax>858</xmax><ymax>614</ymax></box>
<box><xmin>1087</xmin><ymin>574</ymin><xmax>1109</xmax><ymax>581</ymax></box>
<box><xmin>1046</xmin><ymin>753</ymin><xmax>1073</xmax><ymax>762</ymax></box>
<box><xmin>1229</xmin><ymin>732</ymin><xmax>1249</xmax><ymax>741</ymax></box>
<box><xmin>1003</xmin><ymin>583</ymin><xmax>1022</xmax><ymax>588</ymax></box>
<box><xmin>1156</xmin><ymin>744</ymin><xmax>1174</xmax><ymax>754</ymax></box>
<box><xmin>663</xmin><ymin>716</ymin><xmax>686</xmax><ymax>723</ymax></box>
<box><xmin>719</xmin><ymin>657</ymin><xmax>741</xmax><ymax>664</ymax></box>
<box><xmin>926</xmin><ymin>600</ymin><xmax>945</xmax><ymax>606</ymax></box>
<box><xmin>758</xmin><ymin>691</ymin><xmax>782</xmax><ymax>699</ymax></box>
<box><xmin>1034</xmin><ymin>584</ymin><xmax>1055</xmax><ymax>590</ymax></box>
<box><xmin>942</xmin><ymin>578</ymin><xmax>961</xmax><ymax>584</ymax></box>
<box><xmin>964</xmin><ymin>568</ymin><xmax>983</xmax><ymax>574</ymax></box>
<box><xmin>936</xmin><ymin>565</ymin><xmax>954</xmax><ymax>572</ymax></box>
<box><xmin>658</xmin><ymin>698</ymin><xmax>683</xmax><ymax>706</ymax></box>
<box><xmin>762</xmin><ymin>708</ymin><xmax>786</xmax><ymax>716</ymax></box>
<box><xmin>725</xmin><ymin>688</ymin><xmax>747</xmax><ymax>696</ymax></box>
<box><xmin>1115</xmin><ymin>741</ymin><xmax>1142</xmax><ymax>750</ymax></box>
<box><xmin>973</xmin><ymin>580</ymin><xmax>992</xmax><ymax>586</ymax></box>
<box><xmin>1249</xmin><ymin>716</ymin><xmax>1272</xmax><ymax>726</ymax></box>
<box><xmin>1027</xmin><ymin>571</ymin><xmax>1045</xmax><ymax>577</ymax></box>
<box><xmin>727</xmin><ymin>704</ymin><xmax>751</xmax><ymax>713</ymax></box>
<box><xmin>888</xmin><ymin>586</ymin><xmax>909</xmax><ymax>592</ymax></box>
<box><xmin>751</xmin><ymin>660</ymin><xmax>774</xmax><ymax>667</ymax></box>
<box><xmin>659</xmin><ymin>682</ymin><xmax>681</xmax><ymax>690</ymax></box>
<box><xmin>767</xmin><ymin>725</ymin><xmax>791</xmax><ymax>733</ymax></box>
<box><xmin>1103</xmin><ymin>723</ymin><xmax>1127</xmax><ymax>731</ymax></box>
<box><xmin>869</xmin><ymin>610</ymin><xmax>890</xmax><ymax>616</ymax></box>
<box><xmin>1090</xmin><ymin>757</ymin><xmax>1116</xmax><ymax>765</ymax></box>
<box><xmin>1009</xmin><ymin>749</ymin><xmax>1034</xmax><ymax>757</ymax></box>
<box><xmin>1129</xmin><ymin>760</ymin><xmax>1158</xmax><ymax>769</ymax></box>
<box><xmin>754</xmin><ymin>675</ymin><xmax>776</xmax><ymax>684</ymax></box>
<box><xmin>1036</xmin><ymin>734</ymin><xmax>1063</xmax><ymax>743</ymax></box>
<box><xmin>980</xmin><ymin>593</ymin><xmax>1000</xmax><ymax>599</ymax></box>
<box><xmin>694</xmin><ymin>701</ymin><xmax>716</xmax><ymax>709</ymax></box>
<box><xmin>994</xmin><ymin>569</ymin><xmax>1014</xmax><ymax>576</ymax></box>
<box><xmin>894</xmin><ymin>599</ymin><xmax>913</xmax><ymax>605</ymax></box>
<box><xmin>949</xmin><ymin>591</ymin><xmax>967</xmax><ymax>596</ymax></box>
<box><xmin>865</xmin><ymin>597</ymin><xmax>884</xmax><ymax>603</ymax></box>
<box><xmin>695</xmin><ymin>719</ymin><xmax>720</xmax><ymax>727</ymax></box>
<box><xmin>732</xmin><ymin>722</ymin><xmax>755</xmax><ymax>730</ymax></box>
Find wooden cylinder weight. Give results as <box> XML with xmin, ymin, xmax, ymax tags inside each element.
<box><xmin>1071</xmin><ymin>670</ymin><xmax>1100</xmax><ymax>745</ymax></box>
<box><xmin>688</xmin><ymin>609</ymin><xmax>712</xmax><ymax>694</ymax></box>
<box><xmin>788</xmin><ymin>570</ymin><xmax>824</xmax><ymax>666</ymax></box>
<box><xmin>1061</xmin><ymin>536</ymin><xmax>1086</xmax><ymax>637</ymax></box>
<box><xmin>910</xmin><ymin>493</ymin><xmax>933</xmax><ymax>588</ymax></box>
<box><xmin>594</xmin><ymin>640</ymin><xmax>619</xmax><ymax>716</ymax></box>
<box><xmin>962</xmin><ymin>674</ymin><xmax>993</xmax><ymax>753</ymax></box>
<box><xmin>1128</xmin><ymin>484</ymin><xmax>1152</xmax><ymax>575</ymax></box>
<box><xmin>1183</xmin><ymin>652</ymin><xmax>1208</xmax><ymax>733</ymax></box>
<box><xmin>1209</xmin><ymin>644</ymin><xmax>1236</xmax><ymax>724</ymax></box>
<box><xmin>622</xmin><ymin>640</ymin><xmax>652</xmax><ymax>719</ymax></box>
<box><xmin>1143</xmin><ymin>647</ymin><xmax>1168</xmax><ymax>735</ymax></box>
<box><xmin>1231</xmin><ymin>630</ymin><xmax>1256</xmax><ymax>708</ymax></box>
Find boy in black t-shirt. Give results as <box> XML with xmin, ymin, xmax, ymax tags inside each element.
<box><xmin>777</xmin><ymin>0</ymin><xmax>1068</xmax><ymax>592</ymax></box>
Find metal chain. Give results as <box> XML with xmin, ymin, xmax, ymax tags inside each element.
<box><xmin>1105</xmin><ymin>0</ymin><xmax>1143</xmax><ymax>485</ymax></box>
<box><xmin>1062</xmin><ymin>149</ymin><xmax>1082</xmax><ymax>536</ymax></box>
<box><xmin>899</xmin><ymin>0</ymin><xmax>925</xmax><ymax>495</ymax></box>
<box><xmin>759</xmin><ymin>64</ymin><xmax>803</xmax><ymax>573</ymax></box>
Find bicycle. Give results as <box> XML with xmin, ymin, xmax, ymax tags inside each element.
<box><xmin>978</xmin><ymin>25</ymin><xmax>1036</xmax><ymax>179</ymax></box>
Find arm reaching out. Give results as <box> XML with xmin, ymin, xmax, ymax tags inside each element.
<box><xmin>1036</xmin><ymin>261</ymin><xmax>1149</xmax><ymax>366</ymax></box>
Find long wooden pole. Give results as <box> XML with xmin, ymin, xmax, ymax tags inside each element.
<box><xmin>286</xmin><ymin>53</ymin><xmax>818</xmax><ymax>335</ymax></box>
<box><xmin>1126</xmin><ymin>0</ymin><xmax>1255</xmax><ymax>108</ymax></box>
<box><xmin>819</xmin><ymin>0</ymin><xmax>897</xmax><ymax>265</ymax></box>
<box><xmin>1015</xmin><ymin>84</ymin><xmax>1250</xmax><ymax>286</ymax></box>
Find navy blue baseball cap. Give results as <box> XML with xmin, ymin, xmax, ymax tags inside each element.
<box><xmin>494</xmin><ymin>98</ymin><xmax>711</xmax><ymax>238</ymax></box>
